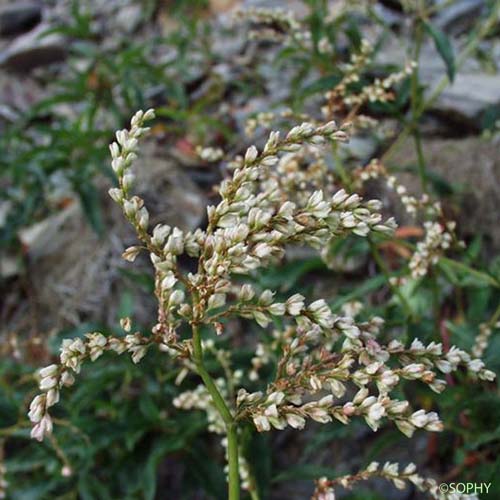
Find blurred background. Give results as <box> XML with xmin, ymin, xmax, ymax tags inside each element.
<box><xmin>0</xmin><ymin>0</ymin><xmax>499</xmax><ymax>498</ymax></box>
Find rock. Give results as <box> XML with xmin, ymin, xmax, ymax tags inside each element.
<box><xmin>434</xmin><ymin>0</ymin><xmax>485</xmax><ymax>36</ymax></box>
<box><xmin>341</xmin><ymin>135</ymin><xmax>378</xmax><ymax>162</ymax></box>
<box><xmin>114</xmin><ymin>3</ymin><xmax>143</xmax><ymax>34</ymax></box>
<box><xmin>376</xmin><ymin>38</ymin><xmax>500</xmax><ymax>127</ymax></box>
<box><xmin>0</xmin><ymin>2</ymin><xmax>41</xmax><ymax>37</ymax></box>
<box><xmin>18</xmin><ymin>201</ymin><xmax>80</xmax><ymax>259</ymax></box>
<box><xmin>372</xmin><ymin>3</ymin><xmax>404</xmax><ymax>28</ymax></box>
<box><xmin>433</xmin><ymin>73</ymin><xmax>500</xmax><ymax>124</ymax></box>
<box><xmin>0</xmin><ymin>70</ymin><xmax>47</xmax><ymax>111</ymax></box>
<box><xmin>20</xmin><ymin>146</ymin><xmax>208</xmax><ymax>329</ymax></box>
<box><xmin>134</xmin><ymin>145</ymin><xmax>208</xmax><ymax>232</ymax></box>
<box><xmin>0</xmin><ymin>254</ymin><xmax>20</xmax><ymax>278</ymax></box>
<box><xmin>387</xmin><ymin>135</ymin><xmax>500</xmax><ymax>253</ymax></box>
<box><xmin>0</xmin><ymin>23</ymin><xmax>66</xmax><ymax>71</ymax></box>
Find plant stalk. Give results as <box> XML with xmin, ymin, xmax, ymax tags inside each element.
<box><xmin>192</xmin><ymin>323</ymin><xmax>240</xmax><ymax>500</ymax></box>
<box><xmin>410</xmin><ymin>19</ymin><xmax>428</xmax><ymax>192</ymax></box>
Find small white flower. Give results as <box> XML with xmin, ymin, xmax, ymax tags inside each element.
<box><xmin>253</xmin><ymin>414</ymin><xmax>271</xmax><ymax>432</ymax></box>
<box><xmin>286</xmin><ymin>294</ymin><xmax>305</xmax><ymax>315</ymax></box>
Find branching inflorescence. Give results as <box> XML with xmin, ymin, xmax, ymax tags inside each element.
<box><xmin>29</xmin><ymin>110</ymin><xmax>495</xmax><ymax>499</ymax></box>
<box><xmin>312</xmin><ymin>461</ymin><xmax>467</xmax><ymax>500</ymax></box>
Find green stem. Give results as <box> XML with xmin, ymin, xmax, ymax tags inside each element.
<box><xmin>413</xmin><ymin>130</ymin><xmax>427</xmax><ymax>192</ymax></box>
<box><xmin>490</xmin><ymin>302</ymin><xmax>500</xmax><ymax>326</ymax></box>
<box><xmin>410</xmin><ymin>19</ymin><xmax>428</xmax><ymax>192</ymax></box>
<box><xmin>249</xmin><ymin>488</ymin><xmax>261</xmax><ymax>500</ymax></box>
<box><xmin>332</xmin><ymin>142</ymin><xmax>351</xmax><ymax>189</ymax></box>
<box><xmin>438</xmin><ymin>257</ymin><xmax>500</xmax><ymax>288</ymax></box>
<box><xmin>369</xmin><ymin>239</ymin><xmax>415</xmax><ymax>320</ymax></box>
<box><xmin>226</xmin><ymin>423</ymin><xmax>240</xmax><ymax>500</ymax></box>
<box><xmin>192</xmin><ymin>324</ymin><xmax>240</xmax><ymax>500</ymax></box>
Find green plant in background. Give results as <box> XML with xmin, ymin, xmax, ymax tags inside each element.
<box><xmin>0</xmin><ymin>2</ymin><xmax>218</xmax><ymax>253</ymax></box>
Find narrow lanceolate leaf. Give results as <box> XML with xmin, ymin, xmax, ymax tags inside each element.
<box><xmin>423</xmin><ymin>21</ymin><xmax>456</xmax><ymax>82</ymax></box>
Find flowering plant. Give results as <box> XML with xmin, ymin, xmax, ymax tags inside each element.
<box><xmin>26</xmin><ymin>108</ymin><xmax>497</xmax><ymax>499</ymax></box>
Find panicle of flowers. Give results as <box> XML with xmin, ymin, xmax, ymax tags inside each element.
<box><xmin>472</xmin><ymin>316</ymin><xmax>499</xmax><ymax>359</ymax></box>
<box><xmin>108</xmin><ymin>108</ymin><xmax>156</xmax><ymax>245</ymax></box>
<box><xmin>196</xmin><ymin>145</ymin><xmax>224</xmax><ymax>162</ymax></box>
<box><xmin>108</xmin><ymin>109</ymin><xmax>194</xmax><ymax>344</ymax></box>
<box><xmin>322</xmin><ymin>39</ymin><xmax>416</xmax><ymax>118</ymax></box>
<box><xmin>244</xmin><ymin>108</ymin><xmax>313</xmax><ymax>138</ymax></box>
<box><xmin>355</xmin><ymin>159</ymin><xmax>442</xmax><ymax>218</ymax></box>
<box><xmin>28</xmin><ymin>327</ymin><xmax>156</xmax><ymax>441</ymax></box>
<box><xmin>233</xmin><ymin>7</ymin><xmax>300</xmax><ymax>42</ymax></box>
<box><xmin>236</xmin><ymin>311</ymin><xmax>494</xmax><ymax>437</ymax></box>
<box><xmin>196</xmin><ymin>121</ymin><xmax>396</xmax><ymax>310</ymax></box>
<box><xmin>312</xmin><ymin>461</ymin><xmax>474</xmax><ymax>500</ymax></box>
<box><xmin>28</xmin><ymin>109</ymin><xmax>496</xmax><ymax>500</ymax></box>
<box><xmin>409</xmin><ymin>221</ymin><xmax>456</xmax><ymax>279</ymax></box>
<box><xmin>346</xmin><ymin>61</ymin><xmax>417</xmax><ymax>106</ymax></box>
<box><xmin>352</xmin><ymin>159</ymin><xmax>466</xmax><ymax>284</ymax></box>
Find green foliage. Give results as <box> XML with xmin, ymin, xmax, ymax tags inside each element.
<box><xmin>423</xmin><ymin>21</ymin><xmax>456</xmax><ymax>83</ymax></box>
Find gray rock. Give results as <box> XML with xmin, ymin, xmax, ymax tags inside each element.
<box><xmin>0</xmin><ymin>23</ymin><xmax>66</xmax><ymax>71</ymax></box>
<box><xmin>388</xmin><ymin>135</ymin><xmax>500</xmax><ymax>253</ymax></box>
<box><xmin>114</xmin><ymin>3</ymin><xmax>143</xmax><ymax>34</ymax></box>
<box><xmin>376</xmin><ymin>38</ymin><xmax>500</xmax><ymax>125</ymax></box>
<box><xmin>372</xmin><ymin>3</ymin><xmax>404</xmax><ymax>28</ymax></box>
<box><xmin>341</xmin><ymin>136</ymin><xmax>378</xmax><ymax>162</ymax></box>
<box><xmin>434</xmin><ymin>0</ymin><xmax>485</xmax><ymax>36</ymax></box>
<box><xmin>436</xmin><ymin>73</ymin><xmax>500</xmax><ymax>122</ymax></box>
<box><xmin>0</xmin><ymin>2</ymin><xmax>41</xmax><ymax>37</ymax></box>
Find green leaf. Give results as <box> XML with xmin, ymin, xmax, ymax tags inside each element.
<box><xmin>423</xmin><ymin>21</ymin><xmax>456</xmax><ymax>82</ymax></box>
<box><xmin>300</xmin><ymin>74</ymin><xmax>342</xmax><ymax>98</ymax></box>
<box><xmin>439</xmin><ymin>258</ymin><xmax>500</xmax><ymax>288</ymax></box>
<box><xmin>75</xmin><ymin>182</ymin><xmax>104</xmax><ymax>236</ymax></box>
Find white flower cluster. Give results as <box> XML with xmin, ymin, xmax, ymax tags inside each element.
<box><xmin>174</xmin><ymin>377</ymin><xmax>229</xmax><ymax>434</ymax></box>
<box><xmin>356</xmin><ymin>159</ymin><xmax>442</xmax><ymax>218</ymax></box>
<box><xmin>472</xmin><ymin>320</ymin><xmax>498</xmax><ymax>359</ymax></box>
<box><xmin>313</xmin><ymin>461</ymin><xmax>475</xmax><ymax>500</ymax></box>
<box><xmin>28</xmin><ymin>329</ymin><xmax>153</xmax><ymax>441</ymax></box>
<box><xmin>196</xmin><ymin>145</ymin><xmax>224</xmax><ymax>162</ymax></box>
<box><xmin>409</xmin><ymin>221</ymin><xmax>455</xmax><ymax>278</ymax></box>
<box><xmin>385</xmin><ymin>173</ymin><xmax>441</xmax><ymax>217</ymax></box>
<box><xmin>236</xmin><ymin>315</ymin><xmax>494</xmax><ymax>437</ymax></box>
<box><xmin>259</xmin><ymin>147</ymin><xmax>335</xmax><ymax>207</ymax></box>
<box><xmin>349</xmin><ymin>61</ymin><xmax>417</xmax><ymax>106</ymax></box>
<box><xmin>28</xmin><ymin>109</ymin><xmax>496</xmax><ymax>500</ymax></box>
<box><xmin>233</xmin><ymin>7</ymin><xmax>300</xmax><ymax>43</ymax></box>
<box><xmin>244</xmin><ymin>111</ymin><xmax>276</xmax><ymax>137</ymax></box>
<box><xmin>30</xmin><ymin>109</ymin><xmax>394</xmax><ymax>443</ymax></box>
<box><xmin>322</xmin><ymin>39</ymin><xmax>416</xmax><ymax>117</ymax></box>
